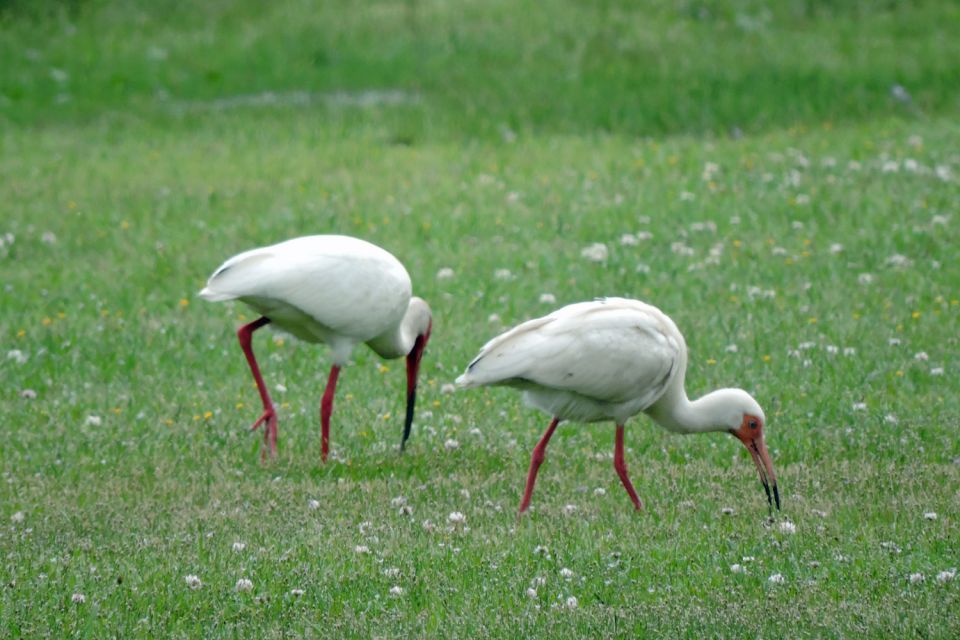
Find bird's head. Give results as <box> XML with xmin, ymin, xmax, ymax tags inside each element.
<box><xmin>722</xmin><ymin>390</ymin><xmax>779</xmax><ymax>512</ymax></box>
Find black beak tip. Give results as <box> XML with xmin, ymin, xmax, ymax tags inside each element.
<box><xmin>401</xmin><ymin>389</ymin><xmax>416</xmax><ymax>452</ymax></box>
<box><xmin>773</xmin><ymin>483</ymin><xmax>781</xmax><ymax>511</ymax></box>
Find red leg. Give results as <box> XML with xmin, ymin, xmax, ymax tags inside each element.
<box><xmin>320</xmin><ymin>365</ymin><xmax>341</xmax><ymax>463</ymax></box>
<box><xmin>237</xmin><ymin>317</ymin><xmax>278</xmax><ymax>460</ymax></box>
<box><xmin>614</xmin><ymin>424</ymin><xmax>643</xmax><ymax>511</ymax></box>
<box><xmin>518</xmin><ymin>417</ymin><xmax>560</xmax><ymax>514</ymax></box>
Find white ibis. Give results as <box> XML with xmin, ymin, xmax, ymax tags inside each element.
<box><xmin>456</xmin><ymin>297</ymin><xmax>779</xmax><ymax>514</ymax></box>
<box><xmin>200</xmin><ymin>235</ymin><xmax>432</xmax><ymax>461</ymax></box>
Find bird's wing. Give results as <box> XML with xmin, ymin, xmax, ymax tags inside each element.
<box><xmin>457</xmin><ymin>298</ymin><xmax>682</xmax><ymax>407</ymax></box>
<box><xmin>199</xmin><ymin>236</ymin><xmax>411</xmax><ymax>335</ymax></box>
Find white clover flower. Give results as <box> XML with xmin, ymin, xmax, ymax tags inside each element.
<box><xmin>635</xmin><ymin>263</ymin><xmax>651</xmax><ymax>274</ymax></box>
<box><xmin>826</xmin><ymin>345</ymin><xmax>839</xmax><ymax>354</ymax></box>
<box><xmin>71</xmin><ymin>593</ymin><xmax>86</xmax><ymax>604</ymax></box>
<box><xmin>539</xmin><ymin>293</ymin><xmax>556</xmax><ymax>304</ymax></box>
<box><xmin>448</xmin><ymin>512</ymin><xmax>466</xmax><ymax>524</ymax></box>
<box><xmin>232</xmin><ymin>542</ymin><xmax>246</xmax><ymax>552</ymax></box>
<box><xmin>559</xmin><ymin>568</ymin><xmax>574</xmax><ymax>579</ymax></box>
<box><xmin>778</xmin><ymin>521</ymin><xmax>797</xmax><ymax>534</ymax></box>
<box><xmin>619</xmin><ymin>233</ymin><xmax>639</xmax><ymax>246</ymax></box>
<box><xmin>884</xmin><ymin>414</ymin><xmax>899</xmax><ymax>425</ymax></box>
<box><xmin>852</xmin><ymin>402</ymin><xmax>867</xmax><ymax>411</ymax></box>
<box><xmin>274</xmin><ymin>383</ymin><xmax>287</xmax><ymax>393</ymax></box>
<box><xmin>531</xmin><ymin>576</ymin><xmax>547</xmax><ymax>587</ymax></box>
<box><xmin>843</xmin><ymin>347</ymin><xmax>856</xmax><ymax>356</ymax></box>
<box><xmin>494</xmin><ymin>268</ymin><xmax>513</xmax><ymax>281</ymax></box>
<box><xmin>888</xmin><ymin>338</ymin><xmax>901</xmax><ymax>346</ymax></box>
<box><xmin>730</xmin><ymin>564</ymin><xmax>746</xmax><ymax>574</ymax></box>
<box><xmin>580</xmin><ymin>243</ymin><xmax>608</xmax><ymax>263</ymax></box>
<box><xmin>533</xmin><ymin>545</ymin><xmax>548</xmax><ymax>555</ymax></box>
<box><xmin>11</xmin><ymin>511</ymin><xmax>25</xmax><ymax>523</ymax></box>
<box><xmin>7</xmin><ymin>350</ymin><xmax>28</xmax><ymax>365</ymax></box>
<box><xmin>885</xmin><ymin>254</ymin><xmax>913</xmax><ymax>268</ymax></box>
<box><xmin>487</xmin><ymin>313</ymin><xmax>501</xmax><ymax>324</ymax></box>
<box><xmin>882</xmin><ymin>161</ymin><xmax>900</xmax><ymax>173</ymax></box>
<box><xmin>389</xmin><ymin>585</ymin><xmax>404</xmax><ymax>596</ymax></box>
<box><xmin>937</xmin><ymin>569</ymin><xmax>957</xmax><ymax>584</ymax></box>
<box><xmin>935</xmin><ymin>165</ymin><xmax>952</xmax><ymax>181</ymax></box>
<box><xmin>383</xmin><ymin>567</ymin><xmax>401</xmax><ymax>578</ymax></box>
<box><xmin>768</xmin><ymin>573</ymin><xmax>785</xmax><ymax>584</ymax></box>
<box><xmin>914</xmin><ymin>352</ymin><xmax>929</xmax><ymax>361</ymax></box>
<box><xmin>904</xmin><ymin>158</ymin><xmax>919</xmax><ymax>172</ymax></box>
<box><xmin>354</xmin><ymin>545</ymin><xmax>370</xmax><ymax>554</ymax></box>
<box><xmin>909</xmin><ymin>573</ymin><xmax>924</xmax><ymax>584</ymax></box>
<box><xmin>85</xmin><ymin>415</ymin><xmax>102</xmax><ymax>427</ymax></box>
<box><xmin>565</xmin><ymin>596</ymin><xmax>579</xmax><ymax>609</ymax></box>
<box><xmin>593</xmin><ymin>487</ymin><xmax>606</xmax><ymax>496</ymax></box>
<box><xmin>391</xmin><ymin>496</ymin><xmax>407</xmax><ymax>508</ymax></box>
<box><xmin>679</xmin><ymin>191</ymin><xmax>695</xmax><ymax>201</ymax></box>
<box><xmin>444</xmin><ymin>439</ymin><xmax>460</xmax><ymax>451</ymax></box>
<box><xmin>308</xmin><ymin>499</ymin><xmax>320</xmax><ymax>510</ymax></box>
<box><xmin>772</xmin><ymin>246</ymin><xmax>788</xmax><ymax>256</ymax></box>
<box><xmin>526</xmin><ymin>587</ymin><xmax>538</xmax><ymax>598</ymax></box>
<box><xmin>725</xmin><ymin>344</ymin><xmax>739</xmax><ymax>353</ymax></box>
<box><xmin>235</xmin><ymin>578</ymin><xmax>254</xmax><ymax>592</ymax></box>
<box><xmin>185</xmin><ymin>575</ymin><xmax>202</xmax><ymax>589</ymax></box>
<box><xmin>923</xmin><ymin>512</ymin><xmax>938</xmax><ymax>520</ymax></box>
<box><xmin>440</xmin><ymin>383</ymin><xmax>456</xmax><ymax>394</ymax></box>
<box><xmin>635</xmin><ymin>231</ymin><xmax>654</xmax><ymax>242</ymax></box>
<box><xmin>20</xmin><ymin>389</ymin><xmax>38</xmax><ymax>399</ymax></box>
<box><xmin>930</xmin><ymin>367</ymin><xmax>944</xmax><ymax>376</ymax></box>
<box><xmin>931</xmin><ymin>214</ymin><xmax>949</xmax><ymax>226</ymax></box>
<box><xmin>562</xmin><ymin>504</ymin><xmax>578</xmax><ymax>515</ymax></box>
<box><xmin>690</xmin><ymin>221</ymin><xmax>717</xmax><ymax>233</ymax></box>
<box><xmin>436</xmin><ymin>267</ymin><xmax>455</xmax><ymax>280</ymax></box>
<box><xmin>670</xmin><ymin>242</ymin><xmax>695</xmax><ymax>257</ymax></box>
<box><xmin>41</xmin><ymin>231</ymin><xmax>57</xmax><ymax>245</ymax></box>
<box><xmin>721</xmin><ymin>507</ymin><xmax>734</xmax><ymax>516</ymax></box>
<box><xmin>290</xmin><ymin>588</ymin><xmax>305</xmax><ymax>596</ymax></box>
<box><xmin>857</xmin><ymin>273</ymin><xmax>874</xmax><ymax>285</ymax></box>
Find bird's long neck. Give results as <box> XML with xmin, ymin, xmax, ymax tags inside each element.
<box><xmin>646</xmin><ymin>379</ymin><xmax>732</xmax><ymax>435</ymax></box>
<box><xmin>366</xmin><ymin>297</ymin><xmax>432</xmax><ymax>359</ymax></box>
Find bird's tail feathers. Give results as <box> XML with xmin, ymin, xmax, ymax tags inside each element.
<box><xmin>454</xmin><ymin>373</ymin><xmax>478</xmax><ymax>388</ymax></box>
<box><xmin>198</xmin><ymin>287</ymin><xmax>237</xmax><ymax>302</ymax></box>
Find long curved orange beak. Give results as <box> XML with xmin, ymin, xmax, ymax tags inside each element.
<box><xmin>746</xmin><ymin>435</ymin><xmax>780</xmax><ymax>513</ymax></box>
<box><xmin>731</xmin><ymin>428</ymin><xmax>780</xmax><ymax>513</ymax></box>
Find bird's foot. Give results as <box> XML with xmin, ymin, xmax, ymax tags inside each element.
<box><xmin>250</xmin><ymin>408</ymin><xmax>278</xmax><ymax>460</ymax></box>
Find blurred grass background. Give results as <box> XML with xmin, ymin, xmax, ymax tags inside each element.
<box><xmin>1</xmin><ymin>0</ymin><xmax>958</xmax><ymax>637</ymax></box>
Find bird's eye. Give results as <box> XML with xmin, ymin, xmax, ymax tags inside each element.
<box><xmin>748</xmin><ymin>419</ymin><xmax>759</xmax><ymax>430</ymax></box>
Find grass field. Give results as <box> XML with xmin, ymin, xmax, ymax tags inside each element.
<box><xmin>2</xmin><ymin>0</ymin><xmax>959</xmax><ymax>637</ymax></box>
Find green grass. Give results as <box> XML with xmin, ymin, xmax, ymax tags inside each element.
<box><xmin>2</xmin><ymin>0</ymin><xmax>959</xmax><ymax>637</ymax></box>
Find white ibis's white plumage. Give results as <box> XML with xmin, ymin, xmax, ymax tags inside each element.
<box><xmin>456</xmin><ymin>297</ymin><xmax>779</xmax><ymax>514</ymax></box>
<box><xmin>201</xmin><ymin>235</ymin><xmax>432</xmax><ymax>461</ymax></box>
